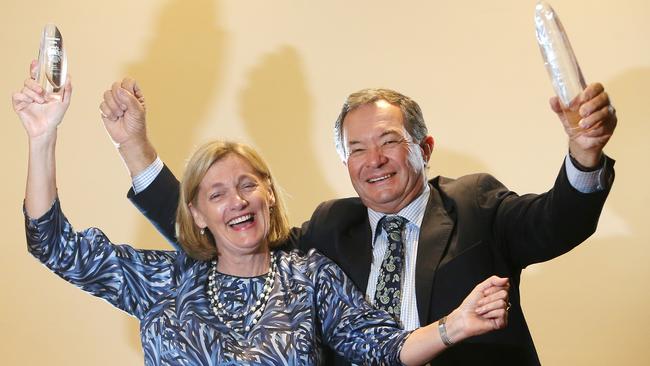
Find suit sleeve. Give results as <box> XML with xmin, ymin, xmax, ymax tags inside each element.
<box><xmin>127</xmin><ymin>164</ymin><xmax>181</xmax><ymax>250</ymax></box>
<box><xmin>488</xmin><ymin>156</ymin><xmax>615</xmax><ymax>269</ymax></box>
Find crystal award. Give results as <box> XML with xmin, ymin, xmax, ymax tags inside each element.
<box><xmin>535</xmin><ymin>1</ymin><xmax>586</xmax><ymax>130</ymax></box>
<box><xmin>36</xmin><ymin>24</ymin><xmax>67</xmax><ymax>95</ymax></box>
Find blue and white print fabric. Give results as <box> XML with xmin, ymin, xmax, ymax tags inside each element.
<box><xmin>24</xmin><ymin>199</ymin><xmax>411</xmax><ymax>366</ymax></box>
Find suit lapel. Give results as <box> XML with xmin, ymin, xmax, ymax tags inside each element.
<box><xmin>415</xmin><ymin>182</ymin><xmax>455</xmax><ymax>324</ymax></box>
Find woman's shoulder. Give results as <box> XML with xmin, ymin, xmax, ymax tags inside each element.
<box><xmin>276</xmin><ymin>249</ymin><xmax>341</xmax><ymax>280</ymax></box>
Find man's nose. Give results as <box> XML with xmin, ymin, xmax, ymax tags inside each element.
<box><xmin>366</xmin><ymin>146</ymin><xmax>388</xmax><ymax>168</ymax></box>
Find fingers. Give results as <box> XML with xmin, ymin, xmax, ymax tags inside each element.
<box><xmin>579</xmin><ymin>102</ymin><xmax>617</xmax><ymax>133</ymax></box>
<box><xmin>133</xmin><ymin>82</ymin><xmax>144</xmax><ymax>100</ymax></box>
<box><xmin>115</xmin><ymin>83</ymin><xmax>145</xmax><ymax>113</ymax></box>
<box><xmin>481</xmin><ymin>284</ymin><xmax>508</xmax><ymax>298</ymax></box>
<box><xmin>105</xmin><ymin>84</ymin><xmax>121</xmax><ymax>111</ymax></box>
<box><xmin>120</xmin><ymin>77</ymin><xmax>137</xmax><ymax>96</ymax></box>
<box><xmin>579</xmin><ymin>106</ymin><xmax>609</xmax><ymax>131</ymax></box>
<box><xmin>576</xmin><ymin>83</ymin><xmax>617</xmax><ymax>132</ymax></box>
<box><xmin>30</xmin><ymin>59</ymin><xmax>38</xmax><ymax>80</ymax></box>
<box><xmin>549</xmin><ymin>96</ymin><xmax>563</xmax><ymax>114</ymax></box>
<box><xmin>580</xmin><ymin>82</ymin><xmax>605</xmax><ymax>104</ymax></box>
<box><xmin>476</xmin><ymin>292</ymin><xmax>508</xmax><ymax>315</ymax></box>
<box><xmin>111</xmin><ymin>81</ymin><xmax>128</xmax><ymax>111</ymax></box>
<box><xmin>487</xmin><ymin>310</ymin><xmax>508</xmax><ymax>329</ymax></box>
<box><xmin>23</xmin><ymin>78</ymin><xmax>45</xmax><ymax>103</ymax></box>
<box><xmin>100</xmin><ymin>78</ymin><xmax>145</xmax><ymax>122</ymax></box>
<box><xmin>12</xmin><ymin>91</ymin><xmax>33</xmax><ymax>112</ymax></box>
<box><xmin>120</xmin><ymin>77</ymin><xmax>145</xmax><ymax>106</ymax></box>
<box><xmin>477</xmin><ymin>275</ymin><xmax>509</xmax><ymax>293</ymax></box>
<box><xmin>479</xmin><ymin>296</ymin><xmax>509</xmax><ymax>330</ymax></box>
<box><xmin>99</xmin><ymin>102</ymin><xmax>113</xmax><ymax>120</ymax></box>
<box><xmin>578</xmin><ymin>90</ymin><xmax>609</xmax><ymax>120</ymax></box>
<box><xmin>101</xmin><ymin>83</ymin><xmax>123</xmax><ymax>121</ymax></box>
<box><xmin>13</xmin><ymin>75</ymin><xmax>45</xmax><ymax>111</ymax></box>
<box><xmin>475</xmin><ymin>276</ymin><xmax>510</xmax><ymax>320</ymax></box>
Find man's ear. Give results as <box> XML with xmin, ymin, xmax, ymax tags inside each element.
<box><xmin>188</xmin><ymin>202</ymin><xmax>207</xmax><ymax>229</ymax></box>
<box><xmin>420</xmin><ymin>135</ymin><xmax>435</xmax><ymax>163</ymax></box>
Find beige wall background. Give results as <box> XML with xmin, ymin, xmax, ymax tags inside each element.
<box><xmin>1</xmin><ymin>0</ymin><xmax>648</xmax><ymax>364</ymax></box>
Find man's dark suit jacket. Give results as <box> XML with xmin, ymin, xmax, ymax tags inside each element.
<box><xmin>128</xmin><ymin>158</ymin><xmax>614</xmax><ymax>365</ymax></box>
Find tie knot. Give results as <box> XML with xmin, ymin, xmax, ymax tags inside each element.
<box><xmin>380</xmin><ymin>215</ymin><xmax>407</xmax><ymax>235</ymax></box>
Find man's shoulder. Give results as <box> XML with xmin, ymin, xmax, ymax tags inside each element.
<box><xmin>295</xmin><ymin>197</ymin><xmax>369</xmax><ymax>252</ymax></box>
<box><xmin>311</xmin><ymin>197</ymin><xmax>368</xmax><ymax>224</ymax></box>
<box><xmin>315</xmin><ymin>196</ymin><xmax>364</xmax><ymax>211</ymax></box>
<box><xmin>432</xmin><ymin>173</ymin><xmax>502</xmax><ymax>195</ymax></box>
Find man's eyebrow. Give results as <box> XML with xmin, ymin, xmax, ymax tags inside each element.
<box><xmin>348</xmin><ymin>129</ymin><xmax>404</xmax><ymax>146</ymax></box>
<box><xmin>348</xmin><ymin>139</ymin><xmax>363</xmax><ymax>146</ymax></box>
<box><xmin>379</xmin><ymin>130</ymin><xmax>403</xmax><ymax>139</ymax></box>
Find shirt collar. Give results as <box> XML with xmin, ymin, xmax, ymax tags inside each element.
<box><xmin>368</xmin><ymin>183</ymin><xmax>431</xmax><ymax>246</ymax></box>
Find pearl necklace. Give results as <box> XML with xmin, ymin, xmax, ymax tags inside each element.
<box><xmin>207</xmin><ymin>252</ymin><xmax>277</xmax><ymax>332</ymax></box>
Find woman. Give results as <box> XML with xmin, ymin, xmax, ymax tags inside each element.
<box><xmin>14</xmin><ymin>67</ymin><xmax>509</xmax><ymax>365</ymax></box>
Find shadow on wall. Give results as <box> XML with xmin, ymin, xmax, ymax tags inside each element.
<box><xmin>238</xmin><ymin>46</ymin><xmax>336</xmax><ymax>224</ymax></box>
<box><xmin>522</xmin><ymin>68</ymin><xmax>650</xmax><ymax>365</ymax></box>
<box><xmin>120</xmin><ymin>0</ymin><xmax>226</xmax><ymax>353</ymax></box>
<box><xmin>125</xmin><ymin>0</ymin><xmax>226</xmax><ymax>176</ymax></box>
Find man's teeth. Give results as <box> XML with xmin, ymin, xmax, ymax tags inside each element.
<box><xmin>368</xmin><ymin>174</ymin><xmax>392</xmax><ymax>183</ymax></box>
<box><xmin>228</xmin><ymin>214</ymin><xmax>253</xmax><ymax>226</ymax></box>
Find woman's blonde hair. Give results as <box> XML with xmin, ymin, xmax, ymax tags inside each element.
<box><xmin>176</xmin><ymin>141</ymin><xmax>290</xmax><ymax>261</ymax></box>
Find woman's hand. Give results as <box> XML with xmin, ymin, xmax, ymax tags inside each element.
<box><xmin>12</xmin><ymin>60</ymin><xmax>72</xmax><ymax>140</ymax></box>
<box><xmin>445</xmin><ymin>276</ymin><xmax>510</xmax><ymax>342</ymax></box>
<box><xmin>399</xmin><ymin>276</ymin><xmax>510</xmax><ymax>365</ymax></box>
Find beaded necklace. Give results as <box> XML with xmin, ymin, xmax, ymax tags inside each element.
<box><xmin>207</xmin><ymin>252</ymin><xmax>277</xmax><ymax>332</ymax></box>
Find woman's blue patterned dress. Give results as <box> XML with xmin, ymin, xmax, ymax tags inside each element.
<box><xmin>24</xmin><ymin>199</ymin><xmax>412</xmax><ymax>365</ymax></box>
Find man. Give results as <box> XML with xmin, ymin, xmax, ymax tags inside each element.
<box><xmin>99</xmin><ymin>79</ymin><xmax>616</xmax><ymax>365</ymax></box>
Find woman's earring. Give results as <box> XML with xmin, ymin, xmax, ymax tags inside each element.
<box><xmin>200</xmin><ymin>228</ymin><xmax>205</xmax><ymax>235</ymax></box>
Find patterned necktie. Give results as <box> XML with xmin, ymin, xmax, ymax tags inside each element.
<box><xmin>373</xmin><ymin>215</ymin><xmax>408</xmax><ymax>320</ymax></box>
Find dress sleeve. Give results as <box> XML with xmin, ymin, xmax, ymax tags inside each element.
<box><xmin>24</xmin><ymin>198</ymin><xmax>176</xmax><ymax>320</ymax></box>
<box><xmin>313</xmin><ymin>252</ymin><xmax>411</xmax><ymax>365</ymax></box>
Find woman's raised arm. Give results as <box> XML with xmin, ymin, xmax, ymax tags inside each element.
<box><xmin>13</xmin><ymin>60</ymin><xmax>72</xmax><ymax>218</ymax></box>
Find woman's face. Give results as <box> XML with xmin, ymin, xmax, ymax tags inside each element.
<box><xmin>189</xmin><ymin>154</ymin><xmax>275</xmax><ymax>258</ymax></box>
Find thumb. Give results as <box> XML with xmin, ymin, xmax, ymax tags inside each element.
<box><xmin>61</xmin><ymin>77</ymin><xmax>72</xmax><ymax>105</ymax></box>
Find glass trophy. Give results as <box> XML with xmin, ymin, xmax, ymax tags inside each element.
<box><xmin>535</xmin><ymin>1</ymin><xmax>586</xmax><ymax>130</ymax></box>
<box><xmin>36</xmin><ymin>23</ymin><xmax>67</xmax><ymax>96</ymax></box>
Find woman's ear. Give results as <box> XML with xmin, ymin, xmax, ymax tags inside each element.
<box><xmin>188</xmin><ymin>202</ymin><xmax>207</xmax><ymax>229</ymax></box>
<box><xmin>266</xmin><ymin>178</ymin><xmax>276</xmax><ymax>208</ymax></box>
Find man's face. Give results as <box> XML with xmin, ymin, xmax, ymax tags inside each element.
<box><xmin>342</xmin><ymin>100</ymin><xmax>432</xmax><ymax>214</ymax></box>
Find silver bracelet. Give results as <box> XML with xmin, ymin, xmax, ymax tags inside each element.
<box><xmin>438</xmin><ymin>316</ymin><xmax>454</xmax><ymax>346</ymax></box>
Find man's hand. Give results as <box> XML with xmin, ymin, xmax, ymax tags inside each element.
<box><xmin>99</xmin><ymin>78</ymin><xmax>146</xmax><ymax>146</ymax></box>
<box><xmin>550</xmin><ymin>82</ymin><xmax>617</xmax><ymax>168</ymax></box>
<box><xmin>99</xmin><ymin>78</ymin><xmax>156</xmax><ymax>176</ymax></box>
